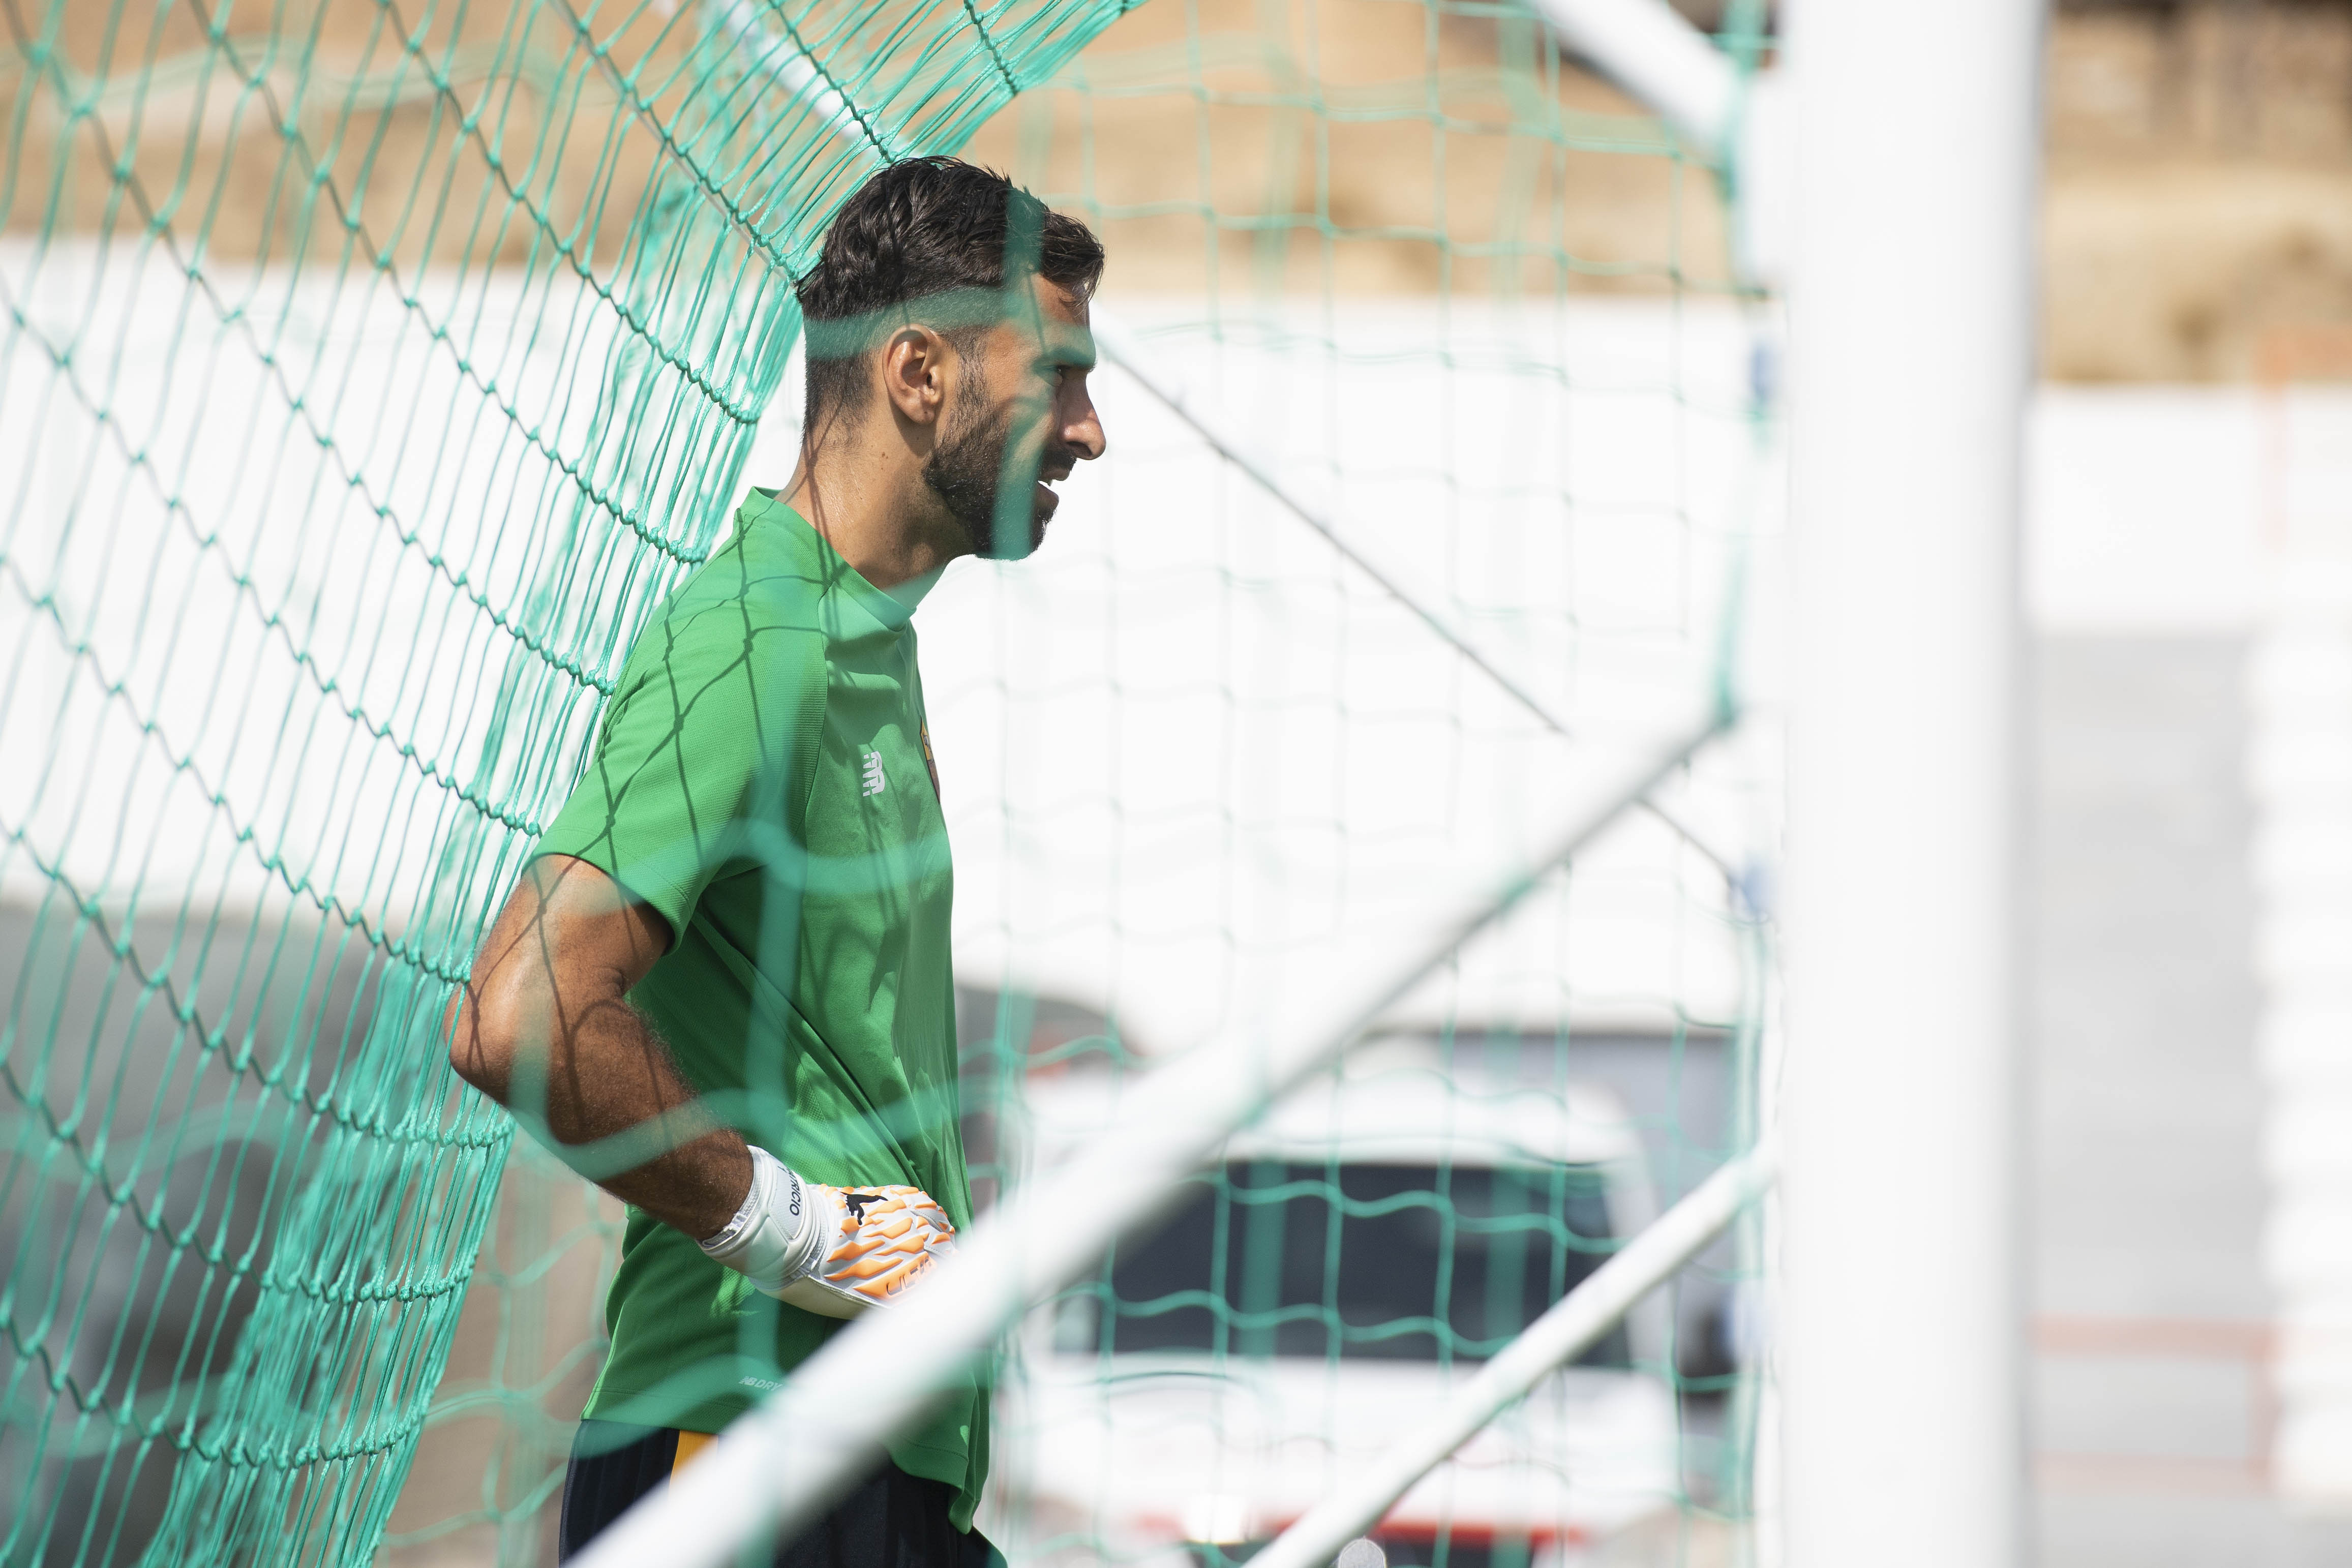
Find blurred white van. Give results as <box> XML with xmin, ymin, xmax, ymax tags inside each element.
<box><xmin>988</xmin><ymin>1046</ymin><xmax>1680</xmax><ymax>1568</ymax></box>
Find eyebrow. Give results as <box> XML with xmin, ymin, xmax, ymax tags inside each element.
<box><xmin>1037</xmin><ymin>328</ymin><xmax>1097</xmax><ymax>372</ymax></box>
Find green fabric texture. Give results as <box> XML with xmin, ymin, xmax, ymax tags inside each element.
<box><xmin>534</xmin><ymin>494</ymin><xmax>984</xmax><ymax>1524</ymax></box>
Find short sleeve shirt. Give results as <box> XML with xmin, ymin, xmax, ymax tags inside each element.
<box><xmin>533</xmin><ymin>492</ymin><xmax>983</xmax><ymax>1524</ymax></box>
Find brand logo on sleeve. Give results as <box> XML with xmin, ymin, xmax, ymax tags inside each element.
<box><xmin>860</xmin><ymin>749</ymin><xmax>886</xmax><ymax>797</ymax></box>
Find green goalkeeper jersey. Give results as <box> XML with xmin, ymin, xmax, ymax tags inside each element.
<box><xmin>533</xmin><ymin>491</ymin><xmax>985</xmax><ymax>1525</ymax></box>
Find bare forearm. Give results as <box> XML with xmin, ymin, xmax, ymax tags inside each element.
<box><xmin>456</xmin><ymin>989</ymin><xmax>749</xmax><ymax>1238</ymax></box>
<box><xmin>449</xmin><ymin>856</ymin><xmax>751</xmax><ymax>1240</ymax></box>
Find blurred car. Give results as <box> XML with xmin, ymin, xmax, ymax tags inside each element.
<box><xmin>988</xmin><ymin>1045</ymin><xmax>1679</xmax><ymax>1567</ymax></box>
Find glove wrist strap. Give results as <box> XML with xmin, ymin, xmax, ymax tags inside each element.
<box><xmin>698</xmin><ymin>1146</ymin><xmax>831</xmax><ymax>1290</ymax></box>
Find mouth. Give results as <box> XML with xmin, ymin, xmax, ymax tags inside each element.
<box><xmin>1032</xmin><ymin>473</ymin><xmax>1066</xmax><ymax>519</ymax></box>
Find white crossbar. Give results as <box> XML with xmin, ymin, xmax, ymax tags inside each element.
<box><xmin>1247</xmin><ymin>1138</ymin><xmax>1781</xmax><ymax>1568</ymax></box>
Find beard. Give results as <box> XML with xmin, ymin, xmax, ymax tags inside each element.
<box><xmin>921</xmin><ymin>389</ymin><xmax>1054</xmax><ymax>561</ymax></box>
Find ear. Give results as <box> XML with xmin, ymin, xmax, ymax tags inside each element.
<box><xmin>879</xmin><ymin>326</ymin><xmax>949</xmax><ymax>429</ymax></box>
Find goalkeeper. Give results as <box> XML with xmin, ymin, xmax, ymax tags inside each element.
<box><xmin>448</xmin><ymin>157</ymin><xmax>1106</xmax><ymax>1563</ymax></box>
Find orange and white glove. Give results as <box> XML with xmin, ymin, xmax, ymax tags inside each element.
<box><xmin>697</xmin><ymin>1145</ymin><xmax>955</xmax><ymax>1318</ymax></box>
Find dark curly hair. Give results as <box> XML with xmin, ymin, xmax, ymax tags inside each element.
<box><xmin>795</xmin><ymin>157</ymin><xmax>1104</xmax><ymax>430</ymax></box>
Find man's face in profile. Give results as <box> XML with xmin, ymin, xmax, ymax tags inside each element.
<box><xmin>921</xmin><ymin>276</ymin><xmax>1105</xmax><ymax>560</ymax></box>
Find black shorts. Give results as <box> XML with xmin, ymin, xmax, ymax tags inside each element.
<box><xmin>557</xmin><ymin>1420</ymin><xmax>1003</xmax><ymax>1568</ymax></box>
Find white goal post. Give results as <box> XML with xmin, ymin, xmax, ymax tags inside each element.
<box><xmin>1780</xmin><ymin>1</ymin><xmax>2041</xmax><ymax>1566</ymax></box>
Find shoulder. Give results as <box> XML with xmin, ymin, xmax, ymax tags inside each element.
<box><xmin>577</xmin><ymin>591</ymin><xmax>828</xmax><ymax>811</ymax></box>
<box><xmin>614</xmin><ymin>569</ymin><xmax>829</xmax><ymax>714</ymax></box>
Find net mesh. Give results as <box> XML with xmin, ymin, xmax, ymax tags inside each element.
<box><xmin>948</xmin><ymin>6</ymin><xmax>1774</xmax><ymax>1559</ymax></box>
<box><xmin>0</xmin><ymin>0</ymin><xmax>1775</xmax><ymax>1563</ymax></box>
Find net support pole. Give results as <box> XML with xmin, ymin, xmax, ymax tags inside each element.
<box><xmin>1248</xmin><ymin>1139</ymin><xmax>1782</xmax><ymax>1568</ymax></box>
<box><xmin>1780</xmin><ymin>1</ymin><xmax>2042</xmax><ymax>1565</ymax></box>
<box><xmin>566</xmin><ymin>699</ymin><xmax>1731</xmax><ymax>1568</ymax></box>
<box><xmin>1507</xmin><ymin>0</ymin><xmax>1791</xmax><ymax>290</ymax></box>
<box><xmin>1517</xmin><ymin>0</ymin><xmax>1737</xmax><ymax>157</ymax></box>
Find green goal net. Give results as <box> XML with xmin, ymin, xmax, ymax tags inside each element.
<box><xmin>0</xmin><ymin>0</ymin><xmax>1773</xmax><ymax>1563</ymax></box>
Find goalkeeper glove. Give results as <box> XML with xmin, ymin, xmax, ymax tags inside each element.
<box><xmin>697</xmin><ymin>1145</ymin><xmax>955</xmax><ymax>1318</ymax></box>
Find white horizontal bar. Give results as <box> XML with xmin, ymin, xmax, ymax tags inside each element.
<box><xmin>567</xmin><ymin>700</ymin><xmax>1731</xmax><ymax>1568</ymax></box>
<box><xmin>1248</xmin><ymin>1137</ymin><xmax>1781</xmax><ymax>1568</ymax></box>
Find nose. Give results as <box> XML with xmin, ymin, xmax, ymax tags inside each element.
<box><xmin>1061</xmin><ymin>372</ymin><xmax>1107</xmax><ymax>463</ymax></box>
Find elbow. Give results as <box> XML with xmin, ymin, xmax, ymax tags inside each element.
<box><xmin>445</xmin><ymin>983</ymin><xmax>521</xmax><ymax>1101</ymax></box>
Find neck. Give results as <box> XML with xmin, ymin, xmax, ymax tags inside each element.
<box><xmin>781</xmin><ymin>421</ymin><xmax>966</xmax><ymax>592</ymax></box>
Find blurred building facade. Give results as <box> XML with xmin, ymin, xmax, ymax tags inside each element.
<box><xmin>14</xmin><ymin>0</ymin><xmax>2352</xmax><ymax>380</ymax></box>
<box><xmin>2031</xmin><ymin>383</ymin><xmax>2352</xmax><ymax>1565</ymax></box>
